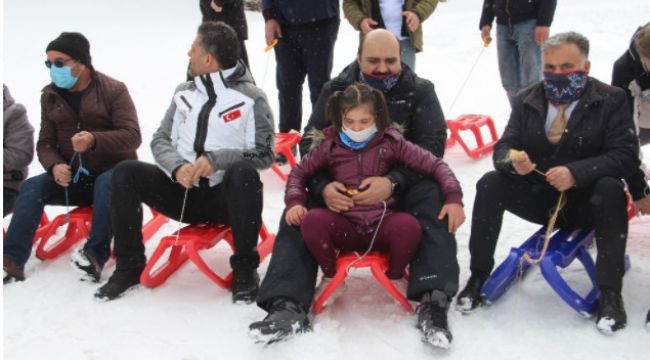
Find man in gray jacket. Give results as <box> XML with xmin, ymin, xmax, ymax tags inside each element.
<box><xmin>3</xmin><ymin>84</ymin><xmax>34</xmax><ymax>216</ymax></box>
<box><xmin>95</xmin><ymin>22</ymin><xmax>275</xmax><ymax>302</ymax></box>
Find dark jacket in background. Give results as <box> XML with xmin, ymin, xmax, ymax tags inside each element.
<box><xmin>287</xmin><ymin>126</ymin><xmax>462</xmax><ymax>230</ymax></box>
<box><xmin>38</xmin><ymin>71</ymin><xmax>141</xmax><ymax>175</ymax></box>
<box><xmin>200</xmin><ymin>0</ymin><xmax>248</xmax><ymax>40</ymax></box>
<box><xmin>300</xmin><ymin>60</ymin><xmax>447</xmax><ymax>196</ymax></box>
<box><xmin>479</xmin><ymin>0</ymin><xmax>556</xmax><ymax>29</ymax></box>
<box><xmin>262</xmin><ymin>0</ymin><xmax>339</xmax><ymax>25</ymax></box>
<box><xmin>494</xmin><ymin>78</ymin><xmax>640</xmax><ymax>190</ymax></box>
<box><xmin>611</xmin><ymin>23</ymin><xmax>650</xmax><ymax>201</ymax></box>
<box><xmin>3</xmin><ymin>85</ymin><xmax>34</xmax><ymax>192</ymax></box>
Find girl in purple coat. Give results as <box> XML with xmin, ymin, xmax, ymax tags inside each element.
<box><xmin>285</xmin><ymin>83</ymin><xmax>464</xmax><ymax>286</ymax></box>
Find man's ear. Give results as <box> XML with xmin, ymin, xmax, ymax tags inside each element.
<box><xmin>583</xmin><ymin>60</ymin><xmax>591</xmax><ymax>74</ymax></box>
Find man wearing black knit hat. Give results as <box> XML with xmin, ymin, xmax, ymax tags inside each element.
<box><xmin>3</xmin><ymin>32</ymin><xmax>142</xmax><ymax>284</ymax></box>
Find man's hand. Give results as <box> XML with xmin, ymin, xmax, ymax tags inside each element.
<box><xmin>52</xmin><ymin>163</ymin><xmax>72</xmax><ymax>187</ymax></box>
<box><xmin>286</xmin><ymin>205</ymin><xmax>307</xmax><ymax>226</ymax></box>
<box><xmin>322</xmin><ymin>181</ymin><xmax>354</xmax><ymax>213</ymax></box>
<box><xmin>352</xmin><ymin>176</ymin><xmax>392</xmax><ymax>206</ymax></box>
<box><xmin>210</xmin><ymin>0</ymin><xmax>223</xmax><ymax>12</ymax></box>
<box><xmin>360</xmin><ymin>18</ymin><xmax>379</xmax><ymax>34</ymax></box>
<box><xmin>402</xmin><ymin>11</ymin><xmax>420</xmax><ymax>32</ymax></box>
<box><xmin>534</xmin><ymin>26</ymin><xmax>550</xmax><ymax>45</ymax></box>
<box><xmin>190</xmin><ymin>155</ymin><xmax>213</xmax><ymax>182</ymax></box>
<box><xmin>71</xmin><ymin>131</ymin><xmax>95</xmax><ymax>153</ymax></box>
<box><xmin>481</xmin><ymin>25</ymin><xmax>492</xmax><ymax>46</ymax></box>
<box><xmin>438</xmin><ymin>203</ymin><xmax>465</xmax><ymax>234</ymax></box>
<box><xmin>265</xmin><ymin>19</ymin><xmax>283</xmax><ymax>46</ymax></box>
<box><xmin>511</xmin><ymin>150</ymin><xmax>537</xmax><ymax>175</ymax></box>
<box><xmin>633</xmin><ymin>195</ymin><xmax>650</xmax><ymax>216</ymax></box>
<box><xmin>174</xmin><ymin>163</ymin><xmax>194</xmax><ymax>189</ymax></box>
<box><xmin>546</xmin><ymin>166</ymin><xmax>576</xmax><ymax>192</ymax></box>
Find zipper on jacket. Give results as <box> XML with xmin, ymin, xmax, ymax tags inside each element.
<box><xmin>218</xmin><ymin>101</ymin><xmax>245</xmax><ymax>117</ymax></box>
<box><xmin>195</xmin><ymin>74</ymin><xmax>218</xmax><ymax>187</ymax></box>
<box><xmin>373</xmin><ymin>147</ymin><xmax>385</xmax><ymax>173</ymax></box>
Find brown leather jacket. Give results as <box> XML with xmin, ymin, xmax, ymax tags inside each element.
<box><xmin>37</xmin><ymin>71</ymin><xmax>141</xmax><ymax>175</ymax></box>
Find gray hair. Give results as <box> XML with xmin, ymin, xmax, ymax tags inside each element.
<box><xmin>541</xmin><ymin>31</ymin><xmax>590</xmax><ymax>59</ymax></box>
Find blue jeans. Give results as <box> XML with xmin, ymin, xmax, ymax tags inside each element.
<box><xmin>496</xmin><ymin>19</ymin><xmax>541</xmax><ymax>107</ymax></box>
<box><xmin>3</xmin><ymin>170</ymin><xmax>113</xmax><ymax>268</ymax></box>
<box><xmin>399</xmin><ymin>38</ymin><xmax>416</xmax><ymax>71</ymax></box>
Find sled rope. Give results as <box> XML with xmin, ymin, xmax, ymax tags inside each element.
<box><xmin>446</xmin><ymin>39</ymin><xmax>490</xmax><ymax>116</ymax></box>
<box><xmin>174</xmin><ymin>188</ymin><xmax>190</xmax><ymax>246</ymax></box>
<box><xmin>64</xmin><ymin>152</ymin><xmax>91</xmax><ymax>222</ymax></box>
<box><xmin>521</xmin><ymin>191</ymin><xmax>566</xmax><ymax>265</ymax></box>
<box><xmin>346</xmin><ymin>200</ymin><xmax>388</xmax><ymax>274</ymax></box>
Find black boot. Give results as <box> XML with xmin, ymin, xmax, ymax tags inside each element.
<box><xmin>455</xmin><ymin>273</ymin><xmax>488</xmax><ymax>314</ymax></box>
<box><xmin>249</xmin><ymin>297</ymin><xmax>311</xmax><ymax>344</ymax></box>
<box><xmin>94</xmin><ymin>266</ymin><xmax>143</xmax><ymax>301</ymax></box>
<box><xmin>71</xmin><ymin>249</ymin><xmax>103</xmax><ymax>282</ymax></box>
<box><xmin>416</xmin><ymin>290</ymin><xmax>453</xmax><ymax>349</ymax></box>
<box><xmin>231</xmin><ymin>268</ymin><xmax>260</xmax><ymax>304</ymax></box>
<box><xmin>596</xmin><ymin>288</ymin><xmax>627</xmax><ymax>334</ymax></box>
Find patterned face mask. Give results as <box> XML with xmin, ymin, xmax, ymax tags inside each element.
<box><xmin>359</xmin><ymin>71</ymin><xmax>401</xmax><ymax>93</ymax></box>
<box><xmin>543</xmin><ymin>70</ymin><xmax>588</xmax><ymax>105</ymax></box>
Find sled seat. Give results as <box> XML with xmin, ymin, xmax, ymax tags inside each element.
<box><xmin>140</xmin><ymin>222</ymin><xmax>275</xmax><ymax>289</ymax></box>
<box><xmin>271</xmin><ymin>131</ymin><xmax>302</xmax><ymax>181</ymax></box>
<box><xmin>446</xmin><ymin>114</ymin><xmax>499</xmax><ymax>159</ymax></box>
<box><xmin>312</xmin><ymin>251</ymin><xmax>411</xmax><ymax>314</ymax></box>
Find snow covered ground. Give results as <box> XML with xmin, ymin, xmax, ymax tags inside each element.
<box><xmin>3</xmin><ymin>0</ymin><xmax>650</xmax><ymax>359</ymax></box>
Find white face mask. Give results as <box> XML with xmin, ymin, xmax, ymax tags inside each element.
<box><xmin>342</xmin><ymin>124</ymin><xmax>378</xmax><ymax>142</ymax></box>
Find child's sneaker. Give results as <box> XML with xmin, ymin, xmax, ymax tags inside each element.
<box><xmin>71</xmin><ymin>248</ymin><xmax>103</xmax><ymax>282</ymax></box>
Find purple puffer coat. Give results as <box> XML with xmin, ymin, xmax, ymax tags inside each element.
<box><xmin>285</xmin><ymin>126</ymin><xmax>463</xmax><ymax>232</ymax></box>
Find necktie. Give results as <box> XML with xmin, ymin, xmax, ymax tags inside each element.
<box><xmin>548</xmin><ymin>104</ymin><xmax>568</xmax><ymax>144</ymax></box>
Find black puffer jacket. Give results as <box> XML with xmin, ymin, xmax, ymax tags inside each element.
<box><xmin>200</xmin><ymin>0</ymin><xmax>247</xmax><ymax>39</ymax></box>
<box><xmin>479</xmin><ymin>0</ymin><xmax>556</xmax><ymax>29</ymax></box>
<box><xmin>494</xmin><ymin>78</ymin><xmax>640</xmax><ymax>190</ymax></box>
<box><xmin>262</xmin><ymin>0</ymin><xmax>339</xmax><ymax>25</ymax></box>
<box><xmin>300</xmin><ymin>60</ymin><xmax>447</xmax><ymax>196</ymax></box>
<box><xmin>612</xmin><ymin>24</ymin><xmax>650</xmax><ymax>114</ymax></box>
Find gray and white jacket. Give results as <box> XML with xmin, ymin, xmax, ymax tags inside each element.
<box><xmin>3</xmin><ymin>84</ymin><xmax>34</xmax><ymax>192</ymax></box>
<box><xmin>151</xmin><ymin>62</ymin><xmax>275</xmax><ymax>186</ymax></box>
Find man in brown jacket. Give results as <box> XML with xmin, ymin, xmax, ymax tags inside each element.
<box><xmin>343</xmin><ymin>0</ymin><xmax>439</xmax><ymax>70</ymax></box>
<box><xmin>3</xmin><ymin>32</ymin><xmax>141</xmax><ymax>284</ymax></box>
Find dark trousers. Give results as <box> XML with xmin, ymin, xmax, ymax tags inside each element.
<box><xmin>4</xmin><ymin>171</ymin><xmax>113</xmax><ymax>267</ymax></box>
<box><xmin>3</xmin><ymin>187</ymin><xmax>18</xmax><ymax>217</ymax></box>
<box><xmin>110</xmin><ymin>160</ymin><xmax>263</xmax><ymax>271</ymax></box>
<box><xmin>274</xmin><ymin>17</ymin><xmax>339</xmax><ymax>133</ymax></box>
<box><xmin>469</xmin><ymin>171</ymin><xmax>629</xmax><ymax>292</ymax></box>
<box><xmin>301</xmin><ymin>209</ymin><xmax>421</xmax><ymax>279</ymax></box>
<box><xmin>257</xmin><ymin>178</ymin><xmax>458</xmax><ymax>311</ymax></box>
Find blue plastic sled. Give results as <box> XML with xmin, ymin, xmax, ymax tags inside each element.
<box><xmin>481</xmin><ymin>227</ymin><xmax>630</xmax><ymax>317</ymax></box>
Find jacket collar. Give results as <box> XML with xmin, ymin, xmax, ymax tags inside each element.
<box><xmin>523</xmin><ymin>77</ymin><xmax>604</xmax><ymax>115</ymax></box>
<box><xmin>193</xmin><ymin>61</ymin><xmax>252</xmax><ymax>95</ymax></box>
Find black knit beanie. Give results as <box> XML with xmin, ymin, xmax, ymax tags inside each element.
<box><xmin>46</xmin><ymin>32</ymin><xmax>92</xmax><ymax>69</ymax></box>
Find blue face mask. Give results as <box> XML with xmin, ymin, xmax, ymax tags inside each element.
<box><xmin>359</xmin><ymin>71</ymin><xmax>401</xmax><ymax>93</ymax></box>
<box><xmin>543</xmin><ymin>70</ymin><xmax>588</xmax><ymax>105</ymax></box>
<box><xmin>50</xmin><ymin>65</ymin><xmax>79</xmax><ymax>89</ymax></box>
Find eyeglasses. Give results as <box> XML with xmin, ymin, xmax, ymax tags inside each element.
<box><xmin>44</xmin><ymin>58</ymin><xmax>77</xmax><ymax>69</ymax></box>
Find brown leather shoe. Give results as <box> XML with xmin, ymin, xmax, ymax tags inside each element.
<box><xmin>3</xmin><ymin>256</ymin><xmax>25</xmax><ymax>284</ymax></box>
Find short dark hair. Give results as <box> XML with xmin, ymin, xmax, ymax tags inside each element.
<box><xmin>542</xmin><ymin>31</ymin><xmax>590</xmax><ymax>59</ymax></box>
<box><xmin>197</xmin><ymin>21</ymin><xmax>240</xmax><ymax>69</ymax></box>
<box><xmin>326</xmin><ymin>83</ymin><xmax>391</xmax><ymax>132</ymax></box>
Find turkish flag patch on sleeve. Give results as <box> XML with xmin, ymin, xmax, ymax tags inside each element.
<box><xmin>223</xmin><ymin>109</ymin><xmax>242</xmax><ymax>123</ymax></box>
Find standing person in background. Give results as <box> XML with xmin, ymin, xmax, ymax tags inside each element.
<box><xmin>199</xmin><ymin>0</ymin><xmax>250</xmax><ymax>68</ymax></box>
<box><xmin>262</xmin><ymin>0</ymin><xmax>339</xmax><ymax>162</ymax></box>
<box><xmin>3</xmin><ymin>32</ymin><xmax>141</xmax><ymax>284</ymax></box>
<box><xmin>611</xmin><ymin>23</ymin><xmax>650</xmax><ymax>216</ymax></box>
<box><xmin>479</xmin><ymin>0</ymin><xmax>557</xmax><ymax>108</ymax></box>
<box><xmin>343</xmin><ymin>0</ymin><xmax>439</xmax><ymax>70</ymax></box>
<box><xmin>3</xmin><ymin>84</ymin><xmax>34</xmax><ymax>217</ymax></box>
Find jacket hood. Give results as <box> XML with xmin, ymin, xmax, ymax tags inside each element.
<box><xmin>627</xmin><ymin>23</ymin><xmax>650</xmax><ymax>63</ymax></box>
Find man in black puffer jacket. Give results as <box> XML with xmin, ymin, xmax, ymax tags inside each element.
<box><xmin>199</xmin><ymin>0</ymin><xmax>249</xmax><ymax>67</ymax></box>
<box><xmin>251</xmin><ymin>29</ymin><xmax>458</xmax><ymax>349</ymax></box>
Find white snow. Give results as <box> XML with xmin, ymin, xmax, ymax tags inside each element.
<box><xmin>3</xmin><ymin>0</ymin><xmax>650</xmax><ymax>359</ymax></box>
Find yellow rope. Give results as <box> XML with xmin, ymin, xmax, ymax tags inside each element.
<box><xmin>504</xmin><ymin>149</ymin><xmax>567</xmax><ymax>265</ymax></box>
